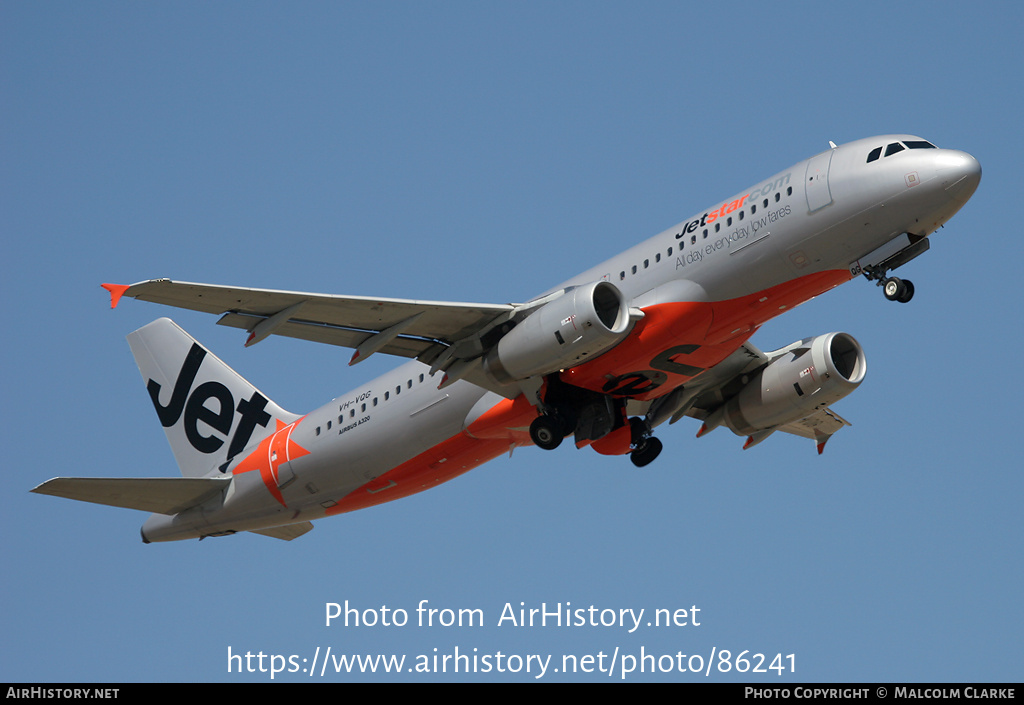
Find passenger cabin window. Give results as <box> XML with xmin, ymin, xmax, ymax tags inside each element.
<box><xmin>867</xmin><ymin>146</ymin><xmax>882</xmax><ymax>163</ymax></box>
<box><xmin>885</xmin><ymin>142</ymin><xmax>905</xmax><ymax>157</ymax></box>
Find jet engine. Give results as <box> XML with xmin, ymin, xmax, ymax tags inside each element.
<box><xmin>485</xmin><ymin>281</ymin><xmax>632</xmax><ymax>383</ymax></box>
<box><xmin>721</xmin><ymin>332</ymin><xmax>866</xmax><ymax>435</ymax></box>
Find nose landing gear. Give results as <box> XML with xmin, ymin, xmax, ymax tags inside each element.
<box><xmin>861</xmin><ymin>264</ymin><xmax>915</xmax><ymax>304</ymax></box>
<box><xmin>882</xmin><ymin>276</ymin><xmax>915</xmax><ymax>303</ymax></box>
<box><xmin>854</xmin><ymin>232</ymin><xmax>929</xmax><ymax>303</ymax></box>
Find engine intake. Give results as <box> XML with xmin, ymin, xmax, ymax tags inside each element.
<box><xmin>723</xmin><ymin>332</ymin><xmax>866</xmax><ymax>435</ymax></box>
<box><xmin>485</xmin><ymin>281</ymin><xmax>631</xmax><ymax>383</ymax></box>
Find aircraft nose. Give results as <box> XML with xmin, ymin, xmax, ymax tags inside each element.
<box><xmin>937</xmin><ymin>150</ymin><xmax>982</xmax><ymax>201</ymax></box>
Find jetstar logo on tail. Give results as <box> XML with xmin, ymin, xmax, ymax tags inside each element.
<box><xmin>147</xmin><ymin>343</ymin><xmax>272</xmax><ymax>459</ymax></box>
<box><xmin>233</xmin><ymin>418</ymin><xmax>310</xmax><ymax>507</ymax></box>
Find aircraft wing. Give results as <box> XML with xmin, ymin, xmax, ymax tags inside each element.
<box><xmin>668</xmin><ymin>340</ymin><xmax>853</xmax><ymax>453</ymax></box>
<box><xmin>105</xmin><ymin>279</ymin><xmax>518</xmax><ymax>367</ymax></box>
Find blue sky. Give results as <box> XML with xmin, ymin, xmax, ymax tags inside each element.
<box><xmin>3</xmin><ymin>1</ymin><xmax>1021</xmax><ymax>682</ymax></box>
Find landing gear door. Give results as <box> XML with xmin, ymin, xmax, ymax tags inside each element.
<box><xmin>805</xmin><ymin>150</ymin><xmax>834</xmax><ymax>212</ymax></box>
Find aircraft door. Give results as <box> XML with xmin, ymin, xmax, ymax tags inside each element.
<box><xmin>805</xmin><ymin>150</ymin><xmax>834</xmax><ymax>212</ymax></box>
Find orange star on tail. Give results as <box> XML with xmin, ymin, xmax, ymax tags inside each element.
<box><xmin>233</xmin><ymin>418</ymin><xmax>310</xmax><ymax>507</ymax></box>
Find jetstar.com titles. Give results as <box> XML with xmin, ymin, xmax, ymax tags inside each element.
<box><xmin>674</xmin><ymin>172</ymin><xmax>792</xmax><ymax>237</ymax></box>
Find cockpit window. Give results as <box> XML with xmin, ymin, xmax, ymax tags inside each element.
<box><xmin>866</xmin><ymin>146</ymin><xmax>882</xmax><ymax>163</ymax></box>
<box><xmin>885</xmin><ymin>142</ymin><xmax>905</xmax><ymax>157</ymax></box>
<box><xmin>904</xmin><ymin>140</ymin><xmax>937</xmax><ymax>149</ymax></box>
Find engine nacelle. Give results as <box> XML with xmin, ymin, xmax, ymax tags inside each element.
<box><xmin>485</xmin><ymin>281</ymin><xmax>632</xmax><ymax>383</ymax></box>
<box><xmin>723</xmin><ymin>332</ymin><xmax>866</xmax><ymax>435</ymax></box>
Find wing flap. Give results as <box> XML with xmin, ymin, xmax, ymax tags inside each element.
<box><xmin>776</xmin><ymin>407</ymin><xmax>852</xmax><ymax>440</ymax></box>
<box><xmin>31</xmin><ymin>477</ymin><xmax>230</xmax><ymax>515</ymax></box>
<box><xmin>217</xmin><ymin>311</ymin><xmax>440</xmax><ymax>361</ymax></box>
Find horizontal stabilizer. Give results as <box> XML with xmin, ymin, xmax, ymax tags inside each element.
<box><xmin>249</xmin><ymin>522</ymin><xmax>314</xmax><ymax>541</ymax></box>
<box><xmin>31</xmin><ymin>476</ymin><xmax>230</xmax><ymax>515</ymax></box>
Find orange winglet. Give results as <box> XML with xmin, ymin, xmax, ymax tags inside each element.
<box><xmin>101</xmin><ymin>283</ymin><xmax>130</xmax><ymax>309</ymax></box>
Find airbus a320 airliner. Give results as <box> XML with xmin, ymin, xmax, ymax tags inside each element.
<box><xmin>33</xmin><ymin>135</ymin><xmax>980</xmax><ymax>542</ymax></box>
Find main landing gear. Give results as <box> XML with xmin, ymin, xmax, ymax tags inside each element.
<box><xmin>628</xmin><ymin>417</ymin><xmax>662</xmax><ymax>468</ymax></box>
<box><xmin>529</xmin><ymin>414</ymin><xmax>566</xmax><ymax>451</ymax></box>
<box><xmin>630</xmin><ymin>436</ymin><xmax>663</xmax><ymax>468</ymax></box>
<box><xmin>529</xmin><ymin>412</ymin><xmax>664</xmax><ymax>467</ymax></box>
<box><xmin>528</xmin><ymin>377</ymin><xmax>665</xmax><ymax>467</ymax></box>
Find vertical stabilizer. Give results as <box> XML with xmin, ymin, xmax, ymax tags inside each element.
<box><xmin>127</xmin><ymin>318</ymin><xmax>298</xmax><ymax>478</ymax></box>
